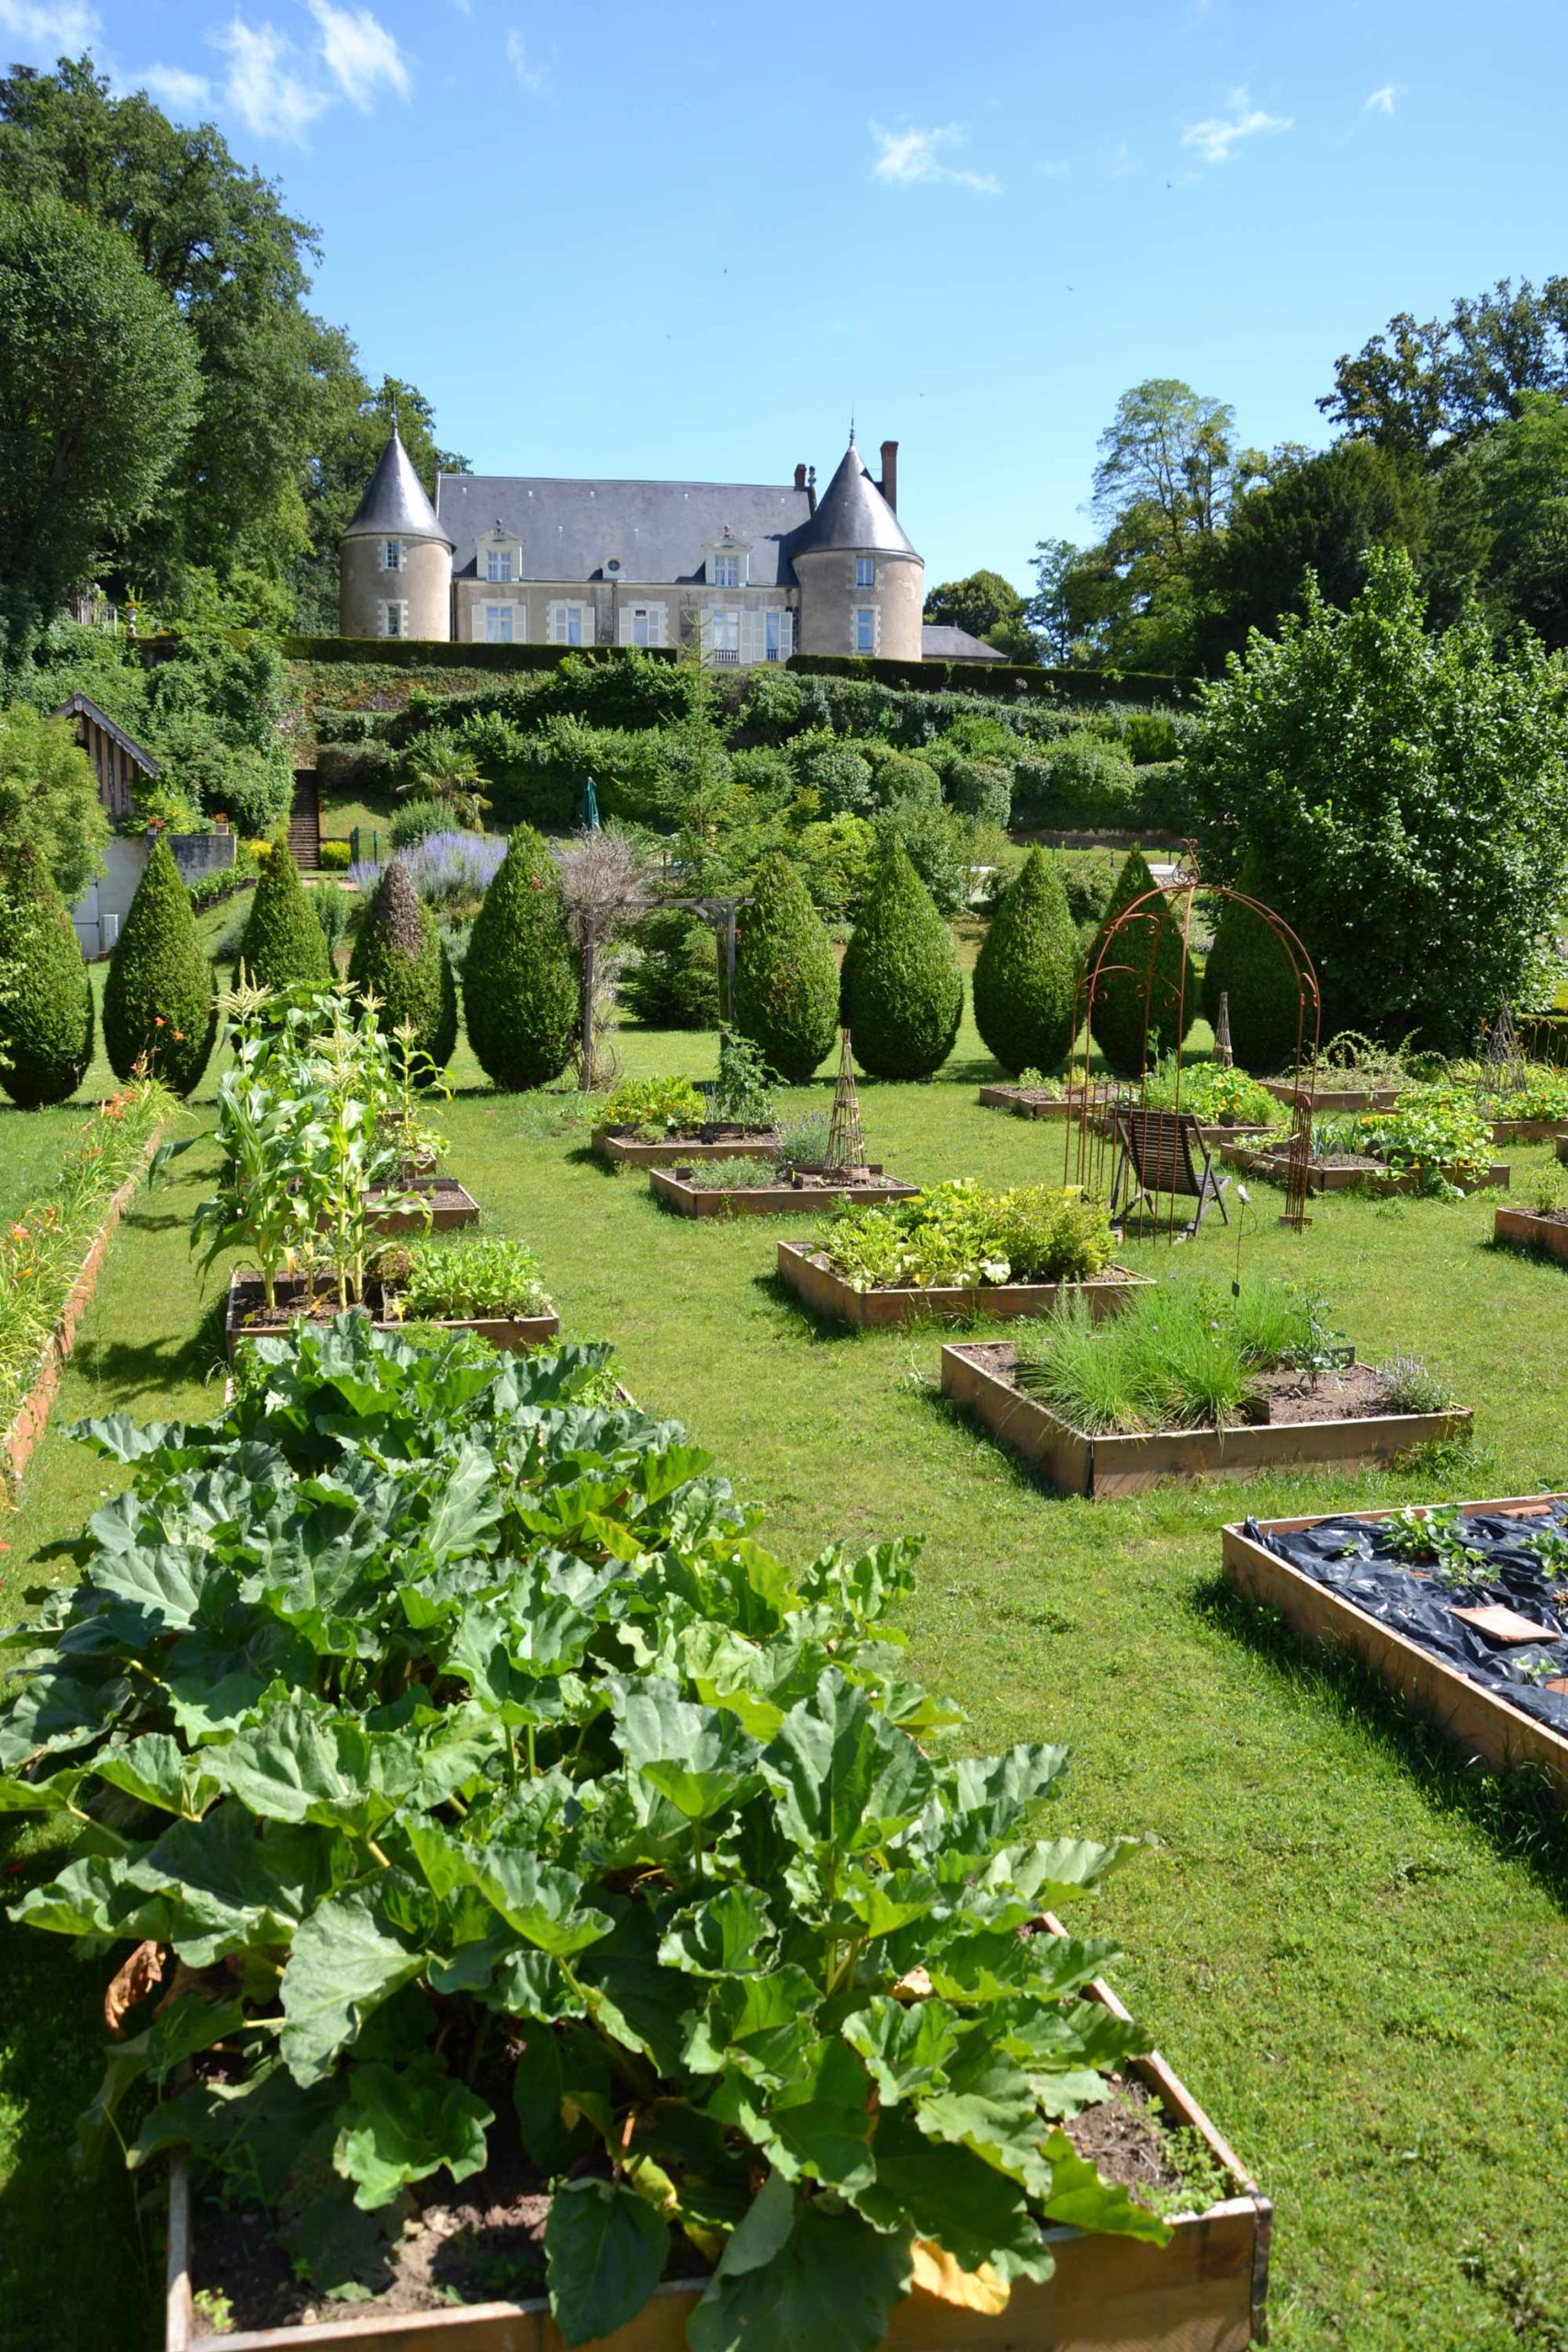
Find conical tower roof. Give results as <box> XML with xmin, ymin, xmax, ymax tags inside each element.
<box><xmin>797</xmin><ymin>438</ymin><xmax>917</xmax><ymax>558</ymax></box>
<box><xmin>342</xmin><ymin>421</ymin><xmax>453</xmax><ymax>547</ymax></box>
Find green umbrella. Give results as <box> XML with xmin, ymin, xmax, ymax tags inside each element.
<box><xmin>580</xmin><ymin>775</ymin><xmax>601</xmax><ymax>831</ymax></box>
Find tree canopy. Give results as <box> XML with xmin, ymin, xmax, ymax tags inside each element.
<box><xmin>922</xmin><ymin>571</ymin><xmax>1038</xmax><ymax>662</ymax></box>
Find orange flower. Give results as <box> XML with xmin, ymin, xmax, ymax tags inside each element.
<box><xmin>153</xmin><ymin>1015</ymin><xmax>165</xmax><ymax>1028</ymax></box>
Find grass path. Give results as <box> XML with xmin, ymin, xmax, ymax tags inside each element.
<box><xmin>4</xmin><ymin>1001</ymin><xmax>1568</xmax><ymax>2348</ymax></box>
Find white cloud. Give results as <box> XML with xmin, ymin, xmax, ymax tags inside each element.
<box><xmin>504</xmin><ymin>28</ymin><xmax>547</xmax><ymax>94</ymax></box>
<box><xmin>0</xmin><ymin>0</ymin><xmax>101</xmax><ymax>53</ymax></box>
<box><xmin>1365</xmin><ymin>83</ymin><xmax>1397</xmax><ymax>115</ymax></box>
<box><xmin>215</xmin><ymin>16</ymin><xmax>329</xmax><ymax>144</ymax></box>
<box><xmin>307</xmin><ymin>0</ymin><xmax>408</xmax><ymax>109</ymax></box>
<box><xmin>868</xmin><ymin>121</ymin><xmax>1000</xmax><ymax>196</ymax></box>
<box><xmin>1180</xmin><ymin>88</ymin><xmax>1292</xmax><ymax>164</ymax></box>
<box><xmin>134</xmin><ymin>63</ymin><xmax>213</xmax><ymax>113</ymax></box>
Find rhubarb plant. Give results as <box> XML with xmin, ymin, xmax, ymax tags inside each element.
<box><xmin>1</xmin><ymin>1320</ymin><xmax>1168</xmax><ymax>2348</ymax></box>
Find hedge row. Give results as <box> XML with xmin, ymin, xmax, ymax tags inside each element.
<box><xmin>282</xmin><ymin>638</ymin><xmax>682</xmax><ymax>671</ymax></box>
<box><xmin>787</xmin><ymin>653</ymin><xmax>1187</xmax><ymax>705</ymax></box>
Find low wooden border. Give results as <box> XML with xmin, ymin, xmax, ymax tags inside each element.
<box><xmin>1</xmin><ymin>1130</ymin><xmax>161</xmax><ymax>1500</ymax></box>
<box><xmin>1221</xmin><ymin>1495</ymin><xmax>1568</xmax><ymax>1799</ymax></box>
<box><xmin>592</xmin><ymin>1126</ymin><xmax>778</xmax><ymax>1170</ymax></box>
<box><xmin>225</xmin><ymin>1272</ymin><xmax>558</xmax><ymax>1363</ymax></box>
<box><xmin>165</xmin><ymin>1911</ymin><xmax>1269</xmax><ymax>2352</ymax></box>
<box><xmin>367</xmin><ymin>1180</ymin><xmax>480</xmax><ymax>1236</ymax></box>
<box><xmin>1260</xmin><ymin>1080</ymin><xmax>1400</xmax><ymax>1114</ymax></box>
<box><xmin>1557</xmin><ymin>1136</ymin><xmax>1568</xmax><ymax>1169</ymax></box>
<box><xmin>1222</xmin><ymin>1144</ymin><xmax>1510</xmax><ymax>1198</ymax></box>
<box><xmin>778</xmin><ymin>1241</ymin><xmax>1151</xmax><ymax>1329</ymax></box>
<box><xmin>942</xmin><ymin>1342</ymin><xmax>1471</xmax><ymax>1498</ymax></box>
<box><xmin>1489</xmin><ymin>1117</ymin><xmax>1568</xmax><ymax>1145</ymax></box>
<box><xmin>650</xmin><ymin>1167</ymin><xmax>919</xmax><ymax>1218</ymax></box>
<box><xmin>1495</xmin><ymin>1204</ymin><xmax>1568</xmax><ymax>1264</ymax></box>
<box><xmin>976</xmin><ymin>1085</ymin><xmax>1074</xmax><ymax>1119</ymax></box>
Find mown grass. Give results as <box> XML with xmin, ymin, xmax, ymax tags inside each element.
<box><xmin>3</xmin><ymin>988</ymin><xmax>1568</xmax><ymax>2350</ymax></box>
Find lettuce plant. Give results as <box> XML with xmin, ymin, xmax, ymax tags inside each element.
<box><xmin>823</xmin><ymin>1182</ymin><xmax>1113</xmax><ymax>1293</ymax></box>
<box><xmin>0</xmin><ymin>1320</ymin><xmax>1167</xmax><ymax>2347</ymax></box>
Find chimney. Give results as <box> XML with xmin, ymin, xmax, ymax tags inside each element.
<box><xmin>794</xmin><ymin>462</ymin><xmax>807</xmax><ymax>491</ymax></box>
<box><xmin>879</xmin><ymin>438</ymin><xmax>898</xmax><ymax>513</ymax></box>
<box><xmin>807</xmin><ymin>465</ymin><xmax>818</xmax><ymax>515</ymax></box>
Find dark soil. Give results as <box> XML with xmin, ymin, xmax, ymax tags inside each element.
<box><xmin>1514</xmin><ymin>1204</ymin><xmax>1568</xmax><ymax>1227</ymax></box>
<box><xmin>367</xmin><ymin>1176</ymin><xmax>472</xmax><ymax>1207</ymax></box>
<box><xmin>231</xmin><ymin>1273</ymin><xmax>390</xmax><ymax>1331</ymax></box>
<box><xmin>973</xmin><ymin>1343</ymin><xmax>1415</xmax><ymax>1429</ymax></box>
<box><xmin>1064</xmin><ymin>2075</ymin><xmax>1182</xmax><ymax>2196</ymax></box>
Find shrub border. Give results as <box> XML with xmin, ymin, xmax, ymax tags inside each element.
<box><xmin>787</xmin><ymin>652</ymin><xmax>1185</xmax><ymax>705</ymax></box>
<box><xmin>282</xmin><ymin>638</ymin><xmax>681</xmax><ymax>671</ymax></box>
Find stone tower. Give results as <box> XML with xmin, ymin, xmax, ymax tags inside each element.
<box><xmin>338</xmin><ymin>421</ymin><xmax>454</xmax><ymax>641</ymax></box>
<box><xmin>792</xmin><ymin>433</ymin><xmax>922</xmax><ymax>661</ymax></box>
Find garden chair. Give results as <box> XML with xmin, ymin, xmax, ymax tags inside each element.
<box><xmin>1109</xmin><ymin>1107</ymin><xmax>1229</xmax><ymax>1238</ymax></box>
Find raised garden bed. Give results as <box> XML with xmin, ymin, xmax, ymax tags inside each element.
<box><xmin>1222</xmin><ymin>1142</ymin><xmax>1510</xmax><ymax>1197</ymax></box>
<box><xmin>778</xmin><ymin>1239</ymin><xmax>1150</xmax><ymax>1329</ymax></box>
<box><xmin>592</xmin><ymin>1123</ymin><xmax>779</xmax><ymax>1170</ymax></box>
<box><xmin>1495</xmin><ymin>1204</ymin><xmax>1568</xmax><ymax>1263</ymax></box>
<box><xmin>651</xmin><ymin>1163</ymin><xmax>919</xmax><ymax>1217</ymax></box>
<box><xmin>224</xmin><ymin>1271</ymin><xmax>558</xmax><ymax>1362</ymax></box>
<box><xmin>977</xmin><ymin>1084</ymin><xmax>1075</xmax><ymax>1119</ymax></box>
<box><xmin>1488</xmin><ymin>1117</ymin><xmax>1568</xmax><ymax>1145</ymax></box>
<box><xmin>1223</xmin><ymin>1493</ymin><xmax>1568</xmax><ymax>1799</ymax></box>
<box><xmin>366</xmin><ymin>1177</ymin><xmax>480</xmax><ymax>1234</ymax></box>
<box><xmin>166</xmin><ymin>1912</ymin><xmax>1270</xmax><ymax>2351</ymax></box>
<box><xmin>943</xmin><ymin>1340</ymin><xmax>1471</xmax><ymax>1498</ymax></box>
<box><xmin>1557</xmin><ymin>1136</ymin><xmax>1568</xmax><ymax>1169</ymax></box>
<box><xmin>1260</xmin><ymin>1079</ymin><xmax>1401</xmax><ymax>1114</ymax></box>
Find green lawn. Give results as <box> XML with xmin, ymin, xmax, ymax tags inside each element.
<box><xmin>4</xmin><ymin>992</ymin><xmax>1568</xmax><ymax>2350</ymax></box>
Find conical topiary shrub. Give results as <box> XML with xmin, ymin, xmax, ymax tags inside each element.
<box><xmin>103</xmin><ymin>836</ymin><xmax>216</xmax><ymax>1096</ymax></box>
<box><xmin>461</xmin><ymin>825</ymin><xmax>579</xmax><ymax>1091</ymax></box>
<box><xmin>839</xmin><ymin>835</ymin><xmax>964</xmax><ymax>1080</ymax></box>
<box><xmin>972</xmin><ymin>846</ymin><xmax>1078</xmax><ymax>1077</ymax></box>
<box><xmin>1201</xmin><ymin>882</ymin><xmax>1304</xmax><ymax>1073</ymax></box>
<box><xmin>732</xmin><ymin>852</ymin><xmax>839</xmax><ymax>1083</ymax></box>
<box><xmin>1087</xmin><ymin>848</ymin><xmax>1197</xmax><ymax>1079</ymax></box>
<box><xmin>347</xmin><ymin>857</ymin><xmax>457</xmax><ymax>1077</ymax></box>
<box><xmin>0</xmin><ymin>841</ymin><xmax>94</xmax><ymax>1107</ymax></box>
<box><xmin>239</xmin><ymin>842</ymin><xmax>332</xmax><ymax>991</ymax></box>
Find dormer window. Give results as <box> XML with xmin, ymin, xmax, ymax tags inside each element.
<box><xmin>380</xmin><ymin>538</ymin><xmax>403</xmax><ymax>572</ymax></box>
<box><xmin>712</xmin><ymin>553</ymin><xmax>739</xmax><ymax>588</ymax></box>
<box><xmin>486</xmin><ymin>548</ymin><xmax>513</xmax><ymax>582</ymax></box>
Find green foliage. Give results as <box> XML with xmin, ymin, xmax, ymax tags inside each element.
<box><xmin>946</xmin><ymin>756</ymin><xmax>1012</xmax><ymax>828</ymax></box>
<box><xmin>870</xmin><ymin>802</ymin><xmax>971</xmax><ymax>919</ymax></box>
<box><xmin>0</xmin><ymin>703</ymin><xmax>108</xmax><ymax>901</ymax></box>
<box><xmin>922</xmin><ymin>570</ymin><xmax>1039</xmax><ymax>663</ymax></box>
<box><xmin>0</xmin><ymin>840</ymin><xmax>94</xmax><ymax>1105</ymax></box>
<box><xmin>391</xmin><ymin>1234</ymin><xmax>551</xmax><ymax>1322</ymax></box>
<box><xmin>733</xmin><ymin>854</ymin><xmax>839</xmax><ymax>1083</ymax></box>
<box><xmin>803</xmin><ymin>743</ymin><xmax>874</xmax><ymax>816</ymax></box>
<box><xmin>102</xmin><ymin>837</ymin><xmax>216</xmax><ymax>1095</ymax></box>
<box><xmin>461</xmin><ymin>827</ymin><xmax>578</xmax><ymax>1091</ymax></box>
<box><xmin>822</xmin><ymin>1180</ymin><xmax>1113</xmax><ymax>1290</ymax></box>
<box><xmin>1201</xmin><ymin>886</ymin><xmax>1306</xmax><ymax>1072</ymax></box>
<box><xmin>790</xmin><ymin>815</ymin><xmax>875</xmax><ymax>922</ymax></box>
<box><xmin>603</xmin><ymin>1074</ymin><xmax>707</xmax><ymax>1135</ymax></box>
<box><xmin>348</xmin><ymin>861</ymin><xmax>457</xmax><ymax>1077</ymax></box>
<box><xmin>0</xmin><ymin>189</ymin><xmax>199</xmax><ymax>649</ymax></box>
<box><xmin>1016</xmin><ymin>734</ymin><xmax>1139</xmax><ymax>830</ymax></box>
<box><xmin>622</xmin><ymin>910</ymin><xmax>721</xmax><ymax>1030</ymax></box>
<box><xmin>162</xmin><ymin>733</ymin><xmax>294</xmax><ymax>837</ymax></box>
<box><xmin>320</xmin><ymin>841</ymin><xmax>353</xmax><ymax>872</ymax></box>
<box><xmin>1189</xmin><ymin>549</ymin><xmax>1568</xmax><ymax>1050</ymax></box>
<box><xmin>874</xmin><ymin>753</ymin><xmax>942</xmax><ymax>809</ymax></box>
<box><xmin>1</xmin><ymin>1315</ymin><xmax>1161</xmax><ymax>2335</ymax></box>
<box><xmin>1141</xmin><ymin>1057</ymin><xmax>1281</xmax><ymax>1129</ymax></box>
<box><xmin>708</xmin><ymin>1028</ymin><xmax>777</xmax><ymax>1125</ymax></box>
<box><xmin>1346</xmin><ymin>1085</ymin><xmax>1495</xmax><ymax>1195</ymax></box>
<box><xmin>240</xmin><ymin>843</ymin><xmax>333</xmax><ymax>992</ymax></box>
<box><xmin>972</xmin><ymin>849</ymin><xmax>1078</xmax><ymax>1077</ymax></box>
<box><xmin>840</xmin><ymin>837</ymin><xmax>964</xmax><ymax>1080</ymax></box>
<box><xmin>1087</xmin><ymin>850</ymin><xmax>1197</xmax><ymax>1078</ymax></box>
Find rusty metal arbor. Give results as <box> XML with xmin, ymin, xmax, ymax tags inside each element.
<box><xmin>1063</xmin><ymin>856</ymin><xmax>1322</xmax><ymax>1236</ymax></box>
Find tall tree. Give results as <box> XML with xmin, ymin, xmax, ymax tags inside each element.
<box><xmin>922</xmin><ymin>571</ymin><xmax>1038</xmax><ymax>662</ymax></box>
<box><xmin>0</xmin><ymin>193</ymin><xmax>198</xmax><ymax>655</ymax></box>
<box><xmin>1075</xmin><ymin>379</ymin><xmax>1241</xmax><ymax>673</ymax></box>
<box><xmin>1319</xmin><ymin>277</ymin><xmax>1568</xmax><ymax>455</ymax></box>
<box><xmin>1426</xmin><ymin>391</ymin><xmax>1568</xmax><ymax>646</ymax></box>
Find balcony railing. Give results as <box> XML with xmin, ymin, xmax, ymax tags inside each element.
<box><xmin>708</xmin><ymin>647</ymin><xmax>740</xmax><ymax>666</ymax></box>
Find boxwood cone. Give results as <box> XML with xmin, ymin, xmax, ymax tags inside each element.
<box><xmin>972</xmin><ymin>846</ymin><xmax>1078</xmax><ymax>1076</ymax></box>
<box><xmin>0</xmin><ymin>840</ymin><xmax>94</xmax><ymax>1106</ymax></box>
<box><xmin>462</xmin><ymin>823</ymin><xmax>579</xmax><ymax>1090</ymax></box>
<box><xmin>347</xmin><ymin>857</ymin><xmax>457</xmax><ymax>1076</ymax></box>
<box><xmin>102</xmin><ymin>836</ymin><xmax>216</xmax><ymax>1096</ymax></box>
<box><xmin>1201</xmin><ymin>882</ymin><xmax>1304</xmax><ymax>1073</ymax></box>
<box><xmin>732</xmin><ymin>851</ymin><xmax>839</xmax><ymax>1082</ymax></box>
<box><xmin>840</xmin><ymin>833</ymin><xmax>964</xmax><ymax>1080</ymax></box>
<box><xmin>238</xmin><ymin>841</ymin><xmax>332</xmax><ymax>991</ymax></box>
<box><xmin>1088</xmin><ymin>847</ymin><xmax>1197</xmax><ymax>1078</ymax></box>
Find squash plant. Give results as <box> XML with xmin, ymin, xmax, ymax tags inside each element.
<box><xmin>1</xmin><ymin>1320</ymin><xmax>1167</xmax><ymax>2349</ymax></box>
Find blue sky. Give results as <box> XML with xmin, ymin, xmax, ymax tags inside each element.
<box><xmin>6</xmin><ymin>0</ymin><xmax>1566</xmax><ymax>591</ymax></box>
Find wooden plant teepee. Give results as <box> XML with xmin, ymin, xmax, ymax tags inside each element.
<box><xmin>824</xmin><ymin>1028</ymin><xmax>867</xmax><ymax>1173</ymax></box>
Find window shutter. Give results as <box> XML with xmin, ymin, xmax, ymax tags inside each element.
<box><xmin>740</xmin><ymin>608</ymin><xmax>764</xmax><ymax>666</ymax></box>
<box><xmin>648</xmin><ymin>603</ymin><xmax>664</xmax><ymax>648</ymax></box>
<box><xmin>780</xmin><ymin>610</ymin><xmax>794</xmax><ymax>657</ymax></box>
<box><xmin>546</xmin><ymin>601</ymin><xmax>560</xmax><ymax>645</ymax></box>
<box><xmin>618</xmin><ymin>604</ymin><xmax>636</xmax><ymax>647</ymax></box>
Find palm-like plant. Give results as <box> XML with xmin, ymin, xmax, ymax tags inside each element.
<box><xmin>396</xmin><ymin>737</ymin><xmax>491</xmax><ymax>831</ymax></box>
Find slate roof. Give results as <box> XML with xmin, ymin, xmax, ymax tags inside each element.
<box><xmin>794</xmin><ymin>441</ymin><xmax>918</xmax><ymax>560</ymax></box>
<box><xmin>438</xmin><ymin>474</ymin><xmax>816</xmax><ymax>586</ymax></box>
<box><xmin>920</xmin><ymin>624</ymin><xmax>1007</xmax><ymax>662</ymax></box>
<box><xmin>51</xmin><ymin>693</ymin><xmax>161</xmax><ymax>775</ymax></box>
<box><xmin>344</xmin><ymin>424</ymin><xmax>452</xmax><ymax>547</ymax></box>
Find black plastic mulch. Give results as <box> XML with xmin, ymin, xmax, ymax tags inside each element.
<box><xmin>1243</xmin><ymin>1500</ymin><xmax>1568</xmax><ymax>1732</ymax></box>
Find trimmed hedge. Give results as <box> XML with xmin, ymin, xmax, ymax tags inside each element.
<box><xmin>102</xmin><ymin>837</ymin><xmax>216</xmax><ymax>1096</ymax></box>
<box><xmin>972</xmin><ymin>847</ymin><xmax>1078</xmax><ymax>1077</ymax></box>
<box><xmin>346</xmin><ymin>858</ymin><xmax>457</xmax><ymax>1077</ymax></box>
<box><xmin>788</xmin><ymin>652</ymin><xmax>1186</xmax><ymax>705</ymax></box>
<box><xmin>732</xmin><ymin>853</ymin><xmax>840</xmax><ymax>1082</ymax></box>
<box><xmin>461</xmin><ymin>825</ymin><xmax>579</xmax><ymax>1090</ymax></box>
<box><xmin>1087</xmin><ymin>848</ymin><xmax>1198</xmax><ymax>1078</ymax></box>
<box><xmin>0</xmin><ymin>841</ymin><xmax>94</xmax><ymax>1106</ymax></box>
<box><xmin>238</xmin><ymin>842</ymin><xmax>333</xmax><ymax>990</ymax></box>
<box><xmin>622</xmin><ymin>910</ymin><xmax>722</xmax><ymax>1030</ymax></box>
<box><xmin>840</xmin><ymin>835</ymin><xmax>964</xmax><ymax>1080</ymax></box>
<box><xmin>286</xmin><ymin>638</ymin><xmax>680</xmax><ymax>671</ymax></box>
<box><xmin>1201</xmin><ymin>885</ymin><xmax>1305</xmax><ymax>1072</ymax></box>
